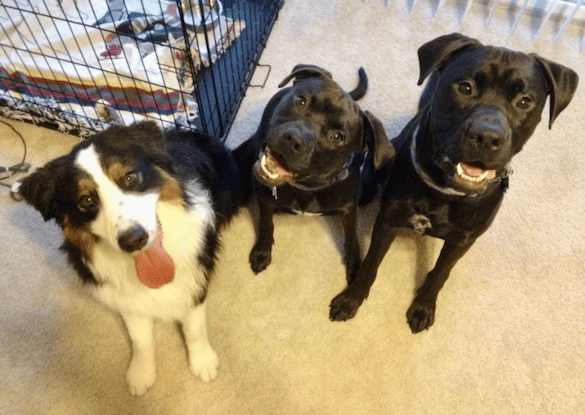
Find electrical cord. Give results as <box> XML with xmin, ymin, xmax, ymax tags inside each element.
<box><xmin>0</xmin><ymin>119</ymin><xmax>30</xmax><ymax>188</ymax></box>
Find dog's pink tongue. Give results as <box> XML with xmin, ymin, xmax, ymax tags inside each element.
<box><xmin>135</xmin><ymin>226</ymin><xmax>175</xmax><ymax>289</ymax></box>
<box><xmin>462</xmin><ymin>164</ymin><xmax>485</xmax><ymax>177</ymax></box>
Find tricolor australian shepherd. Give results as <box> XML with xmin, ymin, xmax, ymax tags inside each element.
<box><xmin>11</xmin><ymin>121</ymin><xmax>243</xmax><ymax>396</ymax></box>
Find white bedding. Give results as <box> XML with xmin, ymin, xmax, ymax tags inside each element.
<box><xmin>0</xmin><ymin>0</ymin><xmax>246</xmax><ymax>135</ymax></box>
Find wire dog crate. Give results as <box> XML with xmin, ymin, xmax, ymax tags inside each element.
<box><xmin>0</xmin><ymin>0</ymin><xmax>283</xmax><ymax>140</ymax></box>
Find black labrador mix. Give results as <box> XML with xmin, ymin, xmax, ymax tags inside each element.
<box><xmin>329</xmin><ymin>33</ymin><xmax>579</xmax><ymax>333</ymax></box>
<box><xmin>234</xmin><ymin>64</ymin><xmax>394</xmax><ymax>283</ymax></box>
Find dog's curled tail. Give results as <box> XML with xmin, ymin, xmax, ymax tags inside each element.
<box><xmin>349</xmin><ymin>67</ymin><xmax>368</xmax><ymax>101</ymax></box>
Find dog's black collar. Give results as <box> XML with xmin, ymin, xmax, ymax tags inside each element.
<box><xmin>271</xmin><ymin>153</ymin><xmax>357</xmax><ymax>197</ymax></box>
<box><xmin>410</xmin><ymin>123</ymin><xmax>469</xmax><ymax>197</ymax></box>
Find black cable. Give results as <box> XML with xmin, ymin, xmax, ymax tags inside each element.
<box><xmin>0</xmin><ymin>119</ymin><xmax>30</xmax><ymax>188</ymax></box>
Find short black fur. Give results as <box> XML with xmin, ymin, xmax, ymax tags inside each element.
<box><xmin>233</xmin><ymin>64</ymin><xmax>394</xmax><ymax>284</ymax></box>
<box><xmin>329</xmin><ymin>33</ymin><xmax>579</xmax><ymax>332</ymax></box>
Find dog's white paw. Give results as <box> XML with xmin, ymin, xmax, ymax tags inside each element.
<box><xmin>189</xmin><ymin>347</ymin><xmax>219</xmax><ymax>383</ymax></box>
<box><xmin>126</xmin><ymin>355</ymin><xmax>157</xmax><ymax>396</ymax></box>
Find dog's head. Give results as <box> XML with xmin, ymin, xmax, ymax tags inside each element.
<box><xmin>416</xmin><ymin>33</ymin><xmax>578</xmax><ymax>195</ymax></box>
<box><xmin>253</xmin><ymin>64</ymin><xmax>394</xmax><ymax>188</ymax></box>
<box><xmin>12</xmin><ymin>121</ymin><xmax>184</xmax><ymax>261</ymax></box>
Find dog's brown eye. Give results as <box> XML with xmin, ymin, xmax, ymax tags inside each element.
<box><xmin>458</xmin><ymin>82</ymin><xmax>473</xmax><ymax>95</ymax></box>
<box><xmin>328</xmin><ymin>131</ymin><xmax>344</xmax><ymax>144</ymax></box>
<box><xmin>294</xmin><ymin>96</ymin><xmax>307</xmax><ymax>109</ymax></box>
<box><xmin>123</xmin><ymin>172</ymin><xmax>138</xmax><ymax>188</ymax></box>
<box><xmin>517</xmin><ymin>97</ymin><xmax>532</xmax><ymax>110</ymax></box>
<box><xmin>78</xmin><ymin>195</ymin><xmax>96</xmax><ymax>211</ymax></box>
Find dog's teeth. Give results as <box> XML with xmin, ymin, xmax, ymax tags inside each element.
<box><xmin>260</xmin><ymin>154</ymin><xmax>280</xmax><ymax>180</ymax></box>
<box><xmin>456</xmin><ymin>163</ymin><xmax>464</xmax><ymax>177</ymax></box>
<box><xmin>456</xmin><ymin>163</ymin><xmax>491</xmax><ymax>183</ymax></box>
<box><xmin>262</xmin><ymin>165</ymin><xmax>279</xmax><ymax>180</ymax></box>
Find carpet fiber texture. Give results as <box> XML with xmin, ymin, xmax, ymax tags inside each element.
<box><xmin>1</xmin><ymin>1</ymin><xmax>584</xmax><ymax>414</ymax></box>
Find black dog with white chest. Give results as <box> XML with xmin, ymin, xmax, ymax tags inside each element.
<box><xmin>330</xmin><ymin>33</ymin><xmax>579</xmax><ymax>332</ymax></box>
<box><xmin>234</xmin><ymin>64</ymin><xmax>394</xmax><ymax>282</ymax></box>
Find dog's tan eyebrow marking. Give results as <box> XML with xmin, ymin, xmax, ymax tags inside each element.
<box><xmin>77</xmin><ymin>176</ymin><xmax>97</xmax><ymax>197</ymax></box>
<box><xmin>107</xmin><ymin>161</ymin><xmax>128</xmax><ymax>183</ymax></box>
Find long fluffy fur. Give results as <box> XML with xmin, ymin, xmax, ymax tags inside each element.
<box><xmin>13</xmin><ymin>121</ymin><xmax>244</xmax><ymax>395</ymax></box>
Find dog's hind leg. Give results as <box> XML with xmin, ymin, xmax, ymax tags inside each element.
<box><xmin>249</xmin><ymin>201</ymin><xmax>275</xmax><ymax>274</ymax></box>
<box><xmin>182</xmin><ymin>301</ymin><xmax>219</xmax><ymax>383</ymax></box>
<box><xmin>123</xmin><ymin>314</ymin><xmax>157</xmax><ymax>396</ymax></box>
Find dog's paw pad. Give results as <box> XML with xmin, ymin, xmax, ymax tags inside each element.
<box><xmin>189</xmin><ymin>348</ymin><xmax>219</xmax><ymax>383</ymax></box>
<box><xmin>329</xmin><ymin>294</ymin><xmax>361</xmax><ymax>321</ymax></box>
<box><xmin>126</xmin><ymin>357</ymin><xmax>157</xmax><ymax>396</ymax></box>
<box><xmin>406</xmin><ymin>302</ymin><xmax>435</xmax><ymax>333</ymax></box>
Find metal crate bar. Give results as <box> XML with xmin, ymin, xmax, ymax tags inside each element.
<box><xmin>0</xmin><ymin>0</ymin><xmax>283</xmax><ymax>140</ymax></box>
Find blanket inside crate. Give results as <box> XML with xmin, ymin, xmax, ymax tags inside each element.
<box><xmin>0</xmin><ymin>0</ymin><xmax>245</xmax><ymax>136</ymax></box>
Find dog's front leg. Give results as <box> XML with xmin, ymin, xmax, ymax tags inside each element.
<box><xmin>182</xmin><ymin>301</ymin><xmax>219</xmax><ymax>383</ymax></box>
<box><xmin>330</xmin><ymin>213</ymin><xmax>397</xmax><ymax>321</ymax></box>
<box><xmin>407</xmin><ymin>239</ymin><xmax>475</xmax><ymax>333</ymax></box>
<box><xmin>122</xmin><ymin>314</ymin><xmax>157</xmax><ymax>396</ymax></box>
<box><xmin>249</xmin><ymin>200</ymin><xmax>275</xmax><ymax>274</ymax></box>
<box><xmin>341</xmin><ymin>204</ymin><xmax>361</xmax><ymax>284</ymax></box>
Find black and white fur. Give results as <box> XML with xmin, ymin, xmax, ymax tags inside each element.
<box><xmin>11</xmin><ymin>121</ymin><xmax>243</xmax><ymax>396</ymax></box>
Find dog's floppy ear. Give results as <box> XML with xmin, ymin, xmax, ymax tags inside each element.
<box><xmin>13</xmin><ymin>156</ymin><xmax>71</xmax><ymax>222</ymax></box>
<box><xmin>531</xmin><ymin>55</ymin><xmax>579</xmax><ymax>129</ymax></box>
<box><xmin>362</xmin><ymin>111</ymin><xmax>395</xmax><ymax>170</ymax></box>
<box><xmin>417</xmin><ymin>33</ymin><xmax>481</xmax><ymax>86</ymax></box>
<box><xmin>278</xmin><ymin>64</ymin><xmax>333</xmax><ymax>88</ymax></box>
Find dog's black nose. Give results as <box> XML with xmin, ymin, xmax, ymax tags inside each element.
<box><xmin>118</xmin><ymin>226</ymin><xmax>149</xmax><ymax>253</ymax></box>
<box><xmin>284</xmin><ymin>131</ymin><xmax>309</xmax><ymax>153</ymax></box>
<box><xmin>468</xmin><ymin>116</ymin><xmax>509</xmax><ymax>153</ymax></box>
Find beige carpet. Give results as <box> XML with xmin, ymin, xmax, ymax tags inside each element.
<box><xmin>1</xmin><ymin>1</ymin><xmax>584</xmax><ymax>414</ymax></box>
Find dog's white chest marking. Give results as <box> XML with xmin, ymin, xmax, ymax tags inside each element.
<box><xmin>410</xmin><ymin>213</ymin><xmax>433</xmax><ymax>235</ymax></box>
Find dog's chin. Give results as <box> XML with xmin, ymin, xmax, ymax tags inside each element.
<box><xmin>253</xmin><ymin>148</ymin><xmax>297</xmax><ymax>187</ymax></box>
<box><xmin>444</xmin><ymin>161</ymin><xmax>499</xmax><ymax>194</ymax></box>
